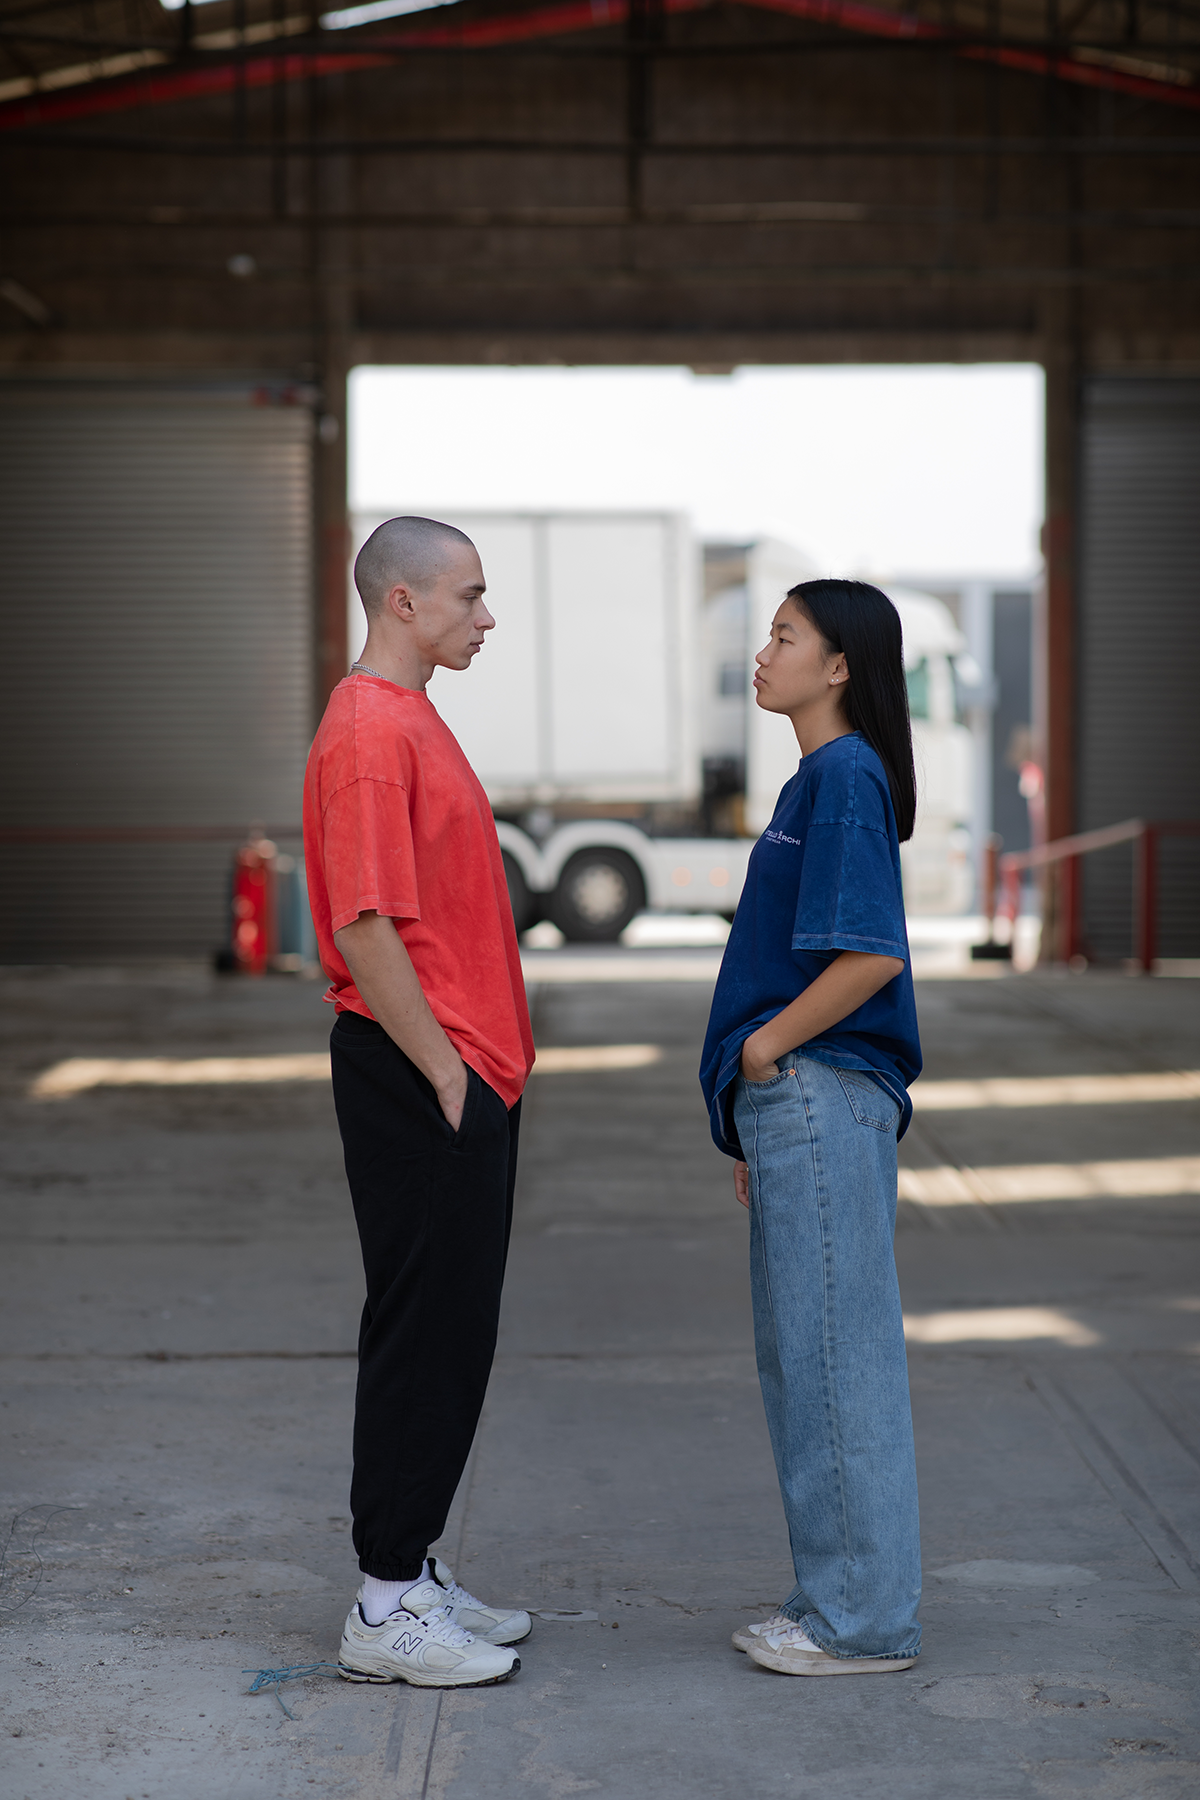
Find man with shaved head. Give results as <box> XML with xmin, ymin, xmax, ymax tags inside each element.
<box><xmin>352</xmin><ymin>514</ymin><xmax>475</xmax><ymax>616</ymax></box>
<box><xmin>303</xmin><ymin>517</ymin><xmax>535</xmax><ymax>1688</ymax></box>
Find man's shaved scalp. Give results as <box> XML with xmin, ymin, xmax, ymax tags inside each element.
<box><xmin>353</xmin><ymin>516</ymin><xmax>476</xmax><ymax>616</ymax></box>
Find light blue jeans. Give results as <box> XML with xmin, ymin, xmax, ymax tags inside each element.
<box><xmin>733</xmin><ymin>1052</ymin><xmax>921</xmax><ymax>1660</ymax></box>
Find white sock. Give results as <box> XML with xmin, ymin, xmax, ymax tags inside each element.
<box><xmin>361</xmin><ymin>1573</ymin><xmax>418</xmax><ymax>1626</ymax></box>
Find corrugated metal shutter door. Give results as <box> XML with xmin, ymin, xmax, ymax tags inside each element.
<box><xmin>0</xmin><ymin>386</ymin><xmax>313</xmax><ymax>960</ymax></box>
<box><xmin>1078</xmin><ymin>378</ymin><xmax>1200</xmax><ymax>960</ymax></box>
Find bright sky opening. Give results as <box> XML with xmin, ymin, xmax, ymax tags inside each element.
<box><xmin>350</xmin><ymin>364</ymin><xmax>1044</xmax><ymax>579</ymax></box>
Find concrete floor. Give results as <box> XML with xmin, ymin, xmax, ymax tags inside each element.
<box><xmin>1</xmin><ymin>957</ymin><xmax>1198</xmax><ymax>1799</ymax></box>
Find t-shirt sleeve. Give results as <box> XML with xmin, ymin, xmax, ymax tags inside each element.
<box><xmin>321</xmin><ymin>777</ymin><xmax>421</xmax><ymax>934</ymax></box>
<box><xmin>791</xmin><ymin>751</ymin><xmax>908</xmax><ymax>959</ymax></box>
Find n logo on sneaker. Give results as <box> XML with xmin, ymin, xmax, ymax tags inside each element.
<box><xmin>389</xmin><ymin>1631</ymin><xmax>423</xmax><ymax>1656</ymax></box>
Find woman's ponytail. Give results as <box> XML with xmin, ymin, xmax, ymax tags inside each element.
<box><xmin>787</xmin><ymin>579</ymin><xmax>917</xmax><ymax>842</ymax></box>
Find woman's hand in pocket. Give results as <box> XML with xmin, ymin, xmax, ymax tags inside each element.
<box><xmin>740</xmin><ymin>1030</ymin><xmax>781</xmax><ymax>1085</ymax></box>
<box><xmin>734</xmin><ymin>1161</ymin><xmax>750</xmax><ymax>1210</ymax></box>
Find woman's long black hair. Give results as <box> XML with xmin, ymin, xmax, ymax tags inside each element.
<box><xmin>787</xmin><ymin>578</ymin><xmax>917</xmax><ymax>843</ymax></box>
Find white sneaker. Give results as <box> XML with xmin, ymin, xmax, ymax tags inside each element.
<box><xmin>748</xmin><ymin>1621</ymin><xmax>917</xmax><ymax>1677</ymax></box>
<box><xmin>731</xmin><ymin>1611</ymin><xmax>793</xmax><ymax>1653</ymax></box>
<box><xmin>401</xmin><ymin>1556</ymin><xmax>531</xmax><ymax>1647</ymax></box>
<box><xmin>338</xmin><ymin>1598</ymin><xmax>520</xmax><ymax>1687</ymax></box>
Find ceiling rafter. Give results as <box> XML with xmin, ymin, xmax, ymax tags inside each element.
<box><xmin>1</xmin><ymin>21</ymin><xmax>1197</xmax><ymax>49</ymax></box>
<box><xmin>1</xmin><ymin>0</ymin><xmax>1198</xmax><ymax>137</ymax></box>
<box><xmin>5</xmin><ymin>198</ymin><xmax>1200</xmax><ymax>218</ymax></box>
<box><xmin>8</xmin><ymin>125</ymin><xmax>1200</xmax><ymax>147</ymax></box>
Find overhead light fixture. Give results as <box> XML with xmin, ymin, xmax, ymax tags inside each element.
<box><xmin>227</xmin><ymin>253</ymin><xmax>257</xmax><ymax>277</ymax></box>
<box><xmin>320</xmin><ymin>0</ymin><xmax>454</xmax><ymax>29</ymax></box>
<box><xmin>159</xmin><ymin>0</ymin><xmax>454</xmax><ymax>18</ymax></box>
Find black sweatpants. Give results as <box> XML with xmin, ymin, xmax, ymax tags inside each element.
<box><xmin>329</xmin><ymin>1010</ymin><xmax>520</xmax><ymax>1581</ymax></box>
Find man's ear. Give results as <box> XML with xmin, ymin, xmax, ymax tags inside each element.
<box><xmin>386</xmin><ymin>582</ymin><xmax>417</xmax><ymax>622</ymax></box>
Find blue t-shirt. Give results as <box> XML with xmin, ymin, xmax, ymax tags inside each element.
<box><xmin>700</xmin><ymin>732</ymin><xmax>921</xmax><ymax>1158</ymax></box>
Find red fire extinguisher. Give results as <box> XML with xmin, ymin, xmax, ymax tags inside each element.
<box><xmin>229</xmin><ymin>838</ymin><xmax>276</xmax><ymax>976</ymax></box>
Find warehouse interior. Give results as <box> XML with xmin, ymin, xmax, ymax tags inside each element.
<box><xmin>2</xmin><ymin>1</ymin><xmax>1199</xmax><ymax>1794</ymax></box>
<box><xmin>2</xmin><ymin>0</ymin><xmax>1199</xmax><ymax>960</ymax></box>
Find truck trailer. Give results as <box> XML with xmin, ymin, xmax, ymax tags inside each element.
<box><xmin>349</xmin><ymin>511</ymin><xmax>972</xmax><ymax>936</ymax></box>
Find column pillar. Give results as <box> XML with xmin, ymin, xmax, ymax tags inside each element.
<box><xmin>1039</xmin><ymin>324</ymin><xmax>1081</xmax><ymax>959</ymax></box>
<box><xmin>314</xmin><ymin>343</ymin><xmax>350</xmax><ymax>712</ymax></box>
<box><xmin>1042</xmin><ymin>341</ymin><xmax>1078</xmax><ymax>846</ymax></box>
<box><xmin>306</xmin><ymin>56</ymin><xmax>353</xmax><ymax>721</ymax></box>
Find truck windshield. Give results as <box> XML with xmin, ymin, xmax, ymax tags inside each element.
<box><xmin>905</xmin><ymin>658</ymin><xmax>930</xmax><ymax>720</ymax></box>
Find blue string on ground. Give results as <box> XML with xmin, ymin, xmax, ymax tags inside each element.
<box><xmin>242</xmin><ymin>1661</ymin><xmax>343</xmax><ymax>1718</ymax></box>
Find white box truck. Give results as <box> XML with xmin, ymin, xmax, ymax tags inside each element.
<box><xmin>350</xmin><ymin>510</ymin><xmax>754</xmax><ymax>938</ymax></box>
<box><xmin>349</xmin><ymin>512</ymin><xmax>973</xmax><ymax>935</ymax></box>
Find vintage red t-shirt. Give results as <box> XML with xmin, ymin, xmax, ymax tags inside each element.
<box><xmin>302</xmin><ymin>671</ymin><xmax>534</xmax><ymax>1110</ymax></box>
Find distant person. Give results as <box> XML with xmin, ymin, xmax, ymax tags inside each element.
<box><xmin>700</xmin><ymin>579</ymin><xmax>923</xmax><ymax>1676</ymax></box>
<box><xmin>303</xmin><ymin>516</ymin><xmax>535</xmax><ymax>1688</ymax></box>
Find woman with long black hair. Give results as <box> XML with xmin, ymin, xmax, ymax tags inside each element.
<box><xmin>700</xmin><ymin>578</ymin><xmax>923</xmax><ymax>1677</ymax></box>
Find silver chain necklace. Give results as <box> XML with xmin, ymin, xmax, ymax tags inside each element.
<box><xmin>351</xmin><ymin>661</ymin><xmax>387</xmax><ymax>680</ymax></box>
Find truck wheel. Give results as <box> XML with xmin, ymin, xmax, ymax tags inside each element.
<box><xmin>549</xmin><ymin>849</ymin><xmax>646</xmax><ymax>943</ymax></box>
<box><xmin>502</xmin><ymin>850</ymin><xmax>540</xmax><ymax>935</ymax></box>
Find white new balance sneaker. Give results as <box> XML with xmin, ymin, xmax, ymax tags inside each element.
<box><xmin>731</xmin><ymin>1611</ymin><xmax>793</xmax><ymax>1653</ymax></box>
<box><xmin>338</xmin><ymin>1599</ymin><xmax>520</xmax><ymax>1687</ymax></box>
<box><xmin>399</xmin><ymin>1557</ymin><xmax>531</xmax><ymax>1647</ymax></box>
<box><xmin>747</xmin><ymin>1621</ymin><xmax>917</xmax><ymax>1677</ymax></box>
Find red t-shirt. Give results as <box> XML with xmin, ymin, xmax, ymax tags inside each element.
<box><xmin>303</xmin><ymin>672</ymin><xmax>534</xmax><ymax>1110</ymax></box>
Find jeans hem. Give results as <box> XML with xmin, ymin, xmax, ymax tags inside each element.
<box><xmin>787</xmin><ymin>1607</ymin><xmax>921</xmax><ymax>1661</ymax></box>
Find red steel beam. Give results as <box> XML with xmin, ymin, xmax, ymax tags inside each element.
<box><xmin>960</xmin><ymin>40</ymin><xmax>1200</xmax><ymax>108</ymax></box>
<box><xmin>0</xmin><ymin>48</ymin><xmax>390</xmax><ymax>130</ymax></box>
<box><xmin>1</xmin><ymin>0</ymin><xmax>1198</xmax><ymax>135</ymax></box>
<box><xmin>0</xmin><ymin>0</ymin><xmax>644</xmax><ymax>131</ymax></box>
<box><xmin>749</xmin><ymin>0</ymin><xmax>1200</xmax><ymax>107</ymax></box>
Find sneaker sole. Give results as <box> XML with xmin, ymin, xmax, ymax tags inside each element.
<box><xmin>338</xmin><ymin>1655</ymin><xmax>520</xmax><ymax>1689</ymax></box>
<box><xmin>487</xmin><ymin>1622</ymin><xmax>532</xmax><ymax>1647</ymax></box>
<box><xmin>749</xmin><ymin>1648</ymin><xmax>917</xmax><ymax>1677</ymax></box>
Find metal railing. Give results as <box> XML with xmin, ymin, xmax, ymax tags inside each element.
<box><xmin>991</xmin><ymin>818</ymin><xmax>1200</xmax><ymax>971</ymax></box>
